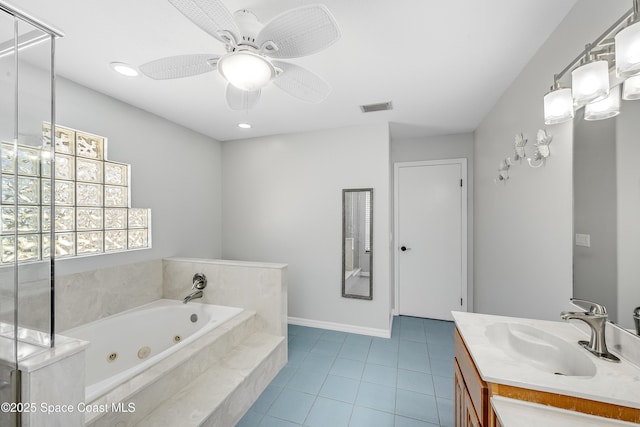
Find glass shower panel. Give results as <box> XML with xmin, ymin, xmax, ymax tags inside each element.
<box><xmin>0</xmin><ymin>2</ymin><xmax>55</xmax><ymax>366</ymax></box>
<box><xmin>14</xmin><ymin>16</ymin><xmax>54</xmax><ymax>349</ymax></box>
<box><xmin>0</xmin><ymin>4</ymin><xmax>59</xmax><ymax>424</ymax></box>
<box><xmin>0</xmin><ymin>12</ymin><xmax>18</xmax><ymax>423</ymax></box>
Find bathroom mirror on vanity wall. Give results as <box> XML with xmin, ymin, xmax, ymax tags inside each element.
<box><xmin>342</xmin><ymin>188</ymin><xmax>373</xmax><ymax>300</ymax></box>
<box><xmin>573</xmin><ymin>98</ymin><xmax>640</xmax><ymax>331</ymax></box>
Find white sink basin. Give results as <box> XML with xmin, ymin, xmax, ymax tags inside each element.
<box><xmin>485</xmin><ymin>322</ymin><xmax>596</xmax><ymax>377</ymax></box>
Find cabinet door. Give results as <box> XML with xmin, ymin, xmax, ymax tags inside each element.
<box><xmin>453</xmin><ymin>359</ymin><xmax>466</xmax><ymax>427</ymax></box>
<box><xmin>454</xmin><ymin>360</ymin><xmax>465</xmax><ymax>427</ymax></box>
<box><xmin>464</xmin><ymin>386</ymin><xmax>482</xmax><ymax>427</ymax></box>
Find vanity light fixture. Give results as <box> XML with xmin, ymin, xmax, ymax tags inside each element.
<box><xmin>237</xmin><ymin>122</ymin><xmax>252</xmax><ymax>129</ymax></box>
<box><xmin>217</xmin><ymin>50</ymin><xmax>276</xmax><ymax>92</ymax></box>
<box><xmin>571</xmin><ymin>46</ymin><xmax>609</xmax><ymax>107</ymax></box>
<box><xmin>110</xmin><ymin>62</ymin><xmax>139</xmax><ymax>77</ymax></box>
<box><xmin>543</xmin><ymin>76</ymin><xmax>574</xmax><ymax>125</ymax></box>
<box><xmin>544</xmin><ymin>0</ymin><xmax>640</xmax><ymax>124</ymax></box>
<box><xmin>615</xmin><ymin>0</ymin><xmax>640</xmax><ymax>78</ymax></box>
<box><xmin>585</xmin><ymin>84</ymin><xmax>621</xmax><ymax>120</ymax></box>
<box><xmin>622</xmin><ymin>74</ymin><xmax>640</xmax><ymax>99</ymax></box>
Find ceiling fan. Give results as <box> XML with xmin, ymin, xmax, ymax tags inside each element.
<box><xmin>139</xmin><ymin>0</ymin><xmax>341</xmax><ymax>110</ymax></box>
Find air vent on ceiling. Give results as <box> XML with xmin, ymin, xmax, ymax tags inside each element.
<box><xmin>360</xmin><ymin>101</ymin><xmax>393</xmax><ymax>113</ymax></box>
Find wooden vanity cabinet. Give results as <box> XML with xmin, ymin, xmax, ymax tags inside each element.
<box><xmin>454</xmin><ymin>327</ymin><xmax>640</xmax><ymax>426</ymax></box>
<box><xmin>454</xmin><ymin>328</ymin><xmax>490</xmax><ymax>427</ymax></box>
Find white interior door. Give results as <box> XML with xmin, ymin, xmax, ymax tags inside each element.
<box><xmin>395</xmin><ymin>159</ymin><xmax>467</xmax><ymax>320</ymax></box>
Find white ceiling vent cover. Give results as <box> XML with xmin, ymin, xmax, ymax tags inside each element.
<box><xmin>360</xmin><ymin>101</ymin><xmax>393</xmax><ymax>113</ymax></box>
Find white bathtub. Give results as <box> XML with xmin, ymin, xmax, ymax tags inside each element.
<box><xmin>62</xmin><ymin>299</ymin><xmax>243</xmax><ymax>402</ymax></box>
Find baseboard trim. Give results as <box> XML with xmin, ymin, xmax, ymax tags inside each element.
<box><xmin>288</xmin><ymin>316</ymin><xmax>391</xmax><ymax>338</ymax></box>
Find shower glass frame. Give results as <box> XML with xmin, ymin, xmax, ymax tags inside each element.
<box><xmin>0</xmin><ymin>1</ymin><xmax>63</xmax><ymax>370</ymax></box>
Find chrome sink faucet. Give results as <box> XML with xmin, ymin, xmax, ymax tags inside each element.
<box><xmin>560</xmin><ymin>298</ymin><xmax>620</xmax><ymax>362</ymax></box>
<box><xmin>183</xmin><ymin>273</ymin><xmax>207</xmax><ymax>304</ymax></box>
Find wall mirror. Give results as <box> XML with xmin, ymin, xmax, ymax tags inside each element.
<box><xmin>573</xmin><ymin>99</ymin><xmax>640</xmax><ymax>333</ymax></box>
<box><xmin>342</xmin><ymin>188</ymin><xmax>373</xmax><ymax>300</ymax></box>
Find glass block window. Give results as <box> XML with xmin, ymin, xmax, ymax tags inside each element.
<box><xmin>0</xmin><ymin>124</ymin><xmax>151</xmax><ymax>264</ymax></box>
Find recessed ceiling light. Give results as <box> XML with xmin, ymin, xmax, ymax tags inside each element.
<box><xmin>237</xmin><ymin>123</ymin><xmax>252</xmax><ymax>129</ymax></box>
<box><xmin>110</xmin><ymin>62</ymin><xmax>139</xmax><ymax>77</ymax></box>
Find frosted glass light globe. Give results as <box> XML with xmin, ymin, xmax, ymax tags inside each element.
<box><xmin>615</xmin><ymin>21</ymin><xmax>640</xmax><ymax>78</ymax></box>
<box><xmin>571</xmin><ymin>60</ymin><xmax>609</xmax><ymax>106</ymax></box>
<box><xmin>218</xmin><ymin>51</ymin><xmax>275</xmax><ymax>91</ymax></box>
<box><xmin>543</xmin><ymin>87</ymin><xmax>574</xmax><ymax>124</ymax></box>
<box><xmin>585</xmin><ymin>85</ymin><xmax>620</xmax><ymax>121</ymax></box>
<box><xmin>623</xmin><ymin>74</ymin><xmax>640</xmax><ymax>100</ymax></box>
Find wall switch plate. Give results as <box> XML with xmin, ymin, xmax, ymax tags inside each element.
<box><xmin>575</xmin><ymin>233</ymin><xmax>591</xmax><ymax>247</ymax></box>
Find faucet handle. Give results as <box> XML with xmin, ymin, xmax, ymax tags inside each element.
<box><xmin>192</xmin><ymin>273</ymin><xmax>207</xmax><ymax>290</ymax></box>
<box><xmin>570</xmin><ymin>298</ymin><xmax>607</xmax><ymax>315</ymax></box>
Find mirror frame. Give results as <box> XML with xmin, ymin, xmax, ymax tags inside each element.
<box><xmin>341</xmin><ymin>188</ymin><xmax>373</xmax><ymax>300</ymax></box>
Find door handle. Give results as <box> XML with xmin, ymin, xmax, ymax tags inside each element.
<box><xmin>400</xmin><ymin>246</ymin><xmax>411</xmax><ymax>252</ymax></box>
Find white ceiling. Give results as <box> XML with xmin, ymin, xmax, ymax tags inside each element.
<box><xmin>14</xmin><ymin>0</ymin><xmax>576</xmax><ymax>141</ymax></box>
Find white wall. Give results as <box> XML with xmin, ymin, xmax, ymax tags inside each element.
<box><xmin>54</xmin><ymin>76</ymin><xmax>223</xmax><ymax>276</ymax></box>
<box><xmin>474</xmin><ymin>0</ymin><xmax>629</xmax><ymax>320</ymax></box>
<box><xmin>391</xmin><ymin>133</ymin><xmax>474</xmax><ymax>311</ymax></box>
<box><xmin>221</xmin><ymin>123</ymin><xmax>391</xmax><ymax>333</ymax></box>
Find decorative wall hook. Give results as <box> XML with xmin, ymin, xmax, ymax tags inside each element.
<box><xmin>513</xmin><ymin>133</ymin><xmax>528</xmax><ymax>162</ymax></box>
<box><xmin>494</xmin><ymin>129</ymin><xmax>553</xmax><ymax>184</ymax></box>
<box><xmin>494</xmin><ymin>157</ymin><xmax>511</xmax><ymax>184</ymax></box>
<box><xmin>527</xmin><ymin>129</ymin><xmax>552</xmax><ymax>168</ymax></box>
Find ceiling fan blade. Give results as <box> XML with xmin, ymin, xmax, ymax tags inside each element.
<box><xmin>272</xmin><ymin>61</ymin><xmax>331</xmax><ymax>103</ymax></box>
<box><xmin>168</xmin><ymin>0</ymin><xmax>241</xmax><ymax>44</ymax></box>
<box><xmin>139</xmin><ymin>54</ymin><xmax>220</xmax><ymax>80</ymax></box>
<box><xmin>226</xmin><ymin>84</ymin><xmax>261</xmax><ymax>110</ymax></box>
<box><xmin>257</xmin><ymin>5</ymin><xmax>341</xmax><ymax>59</ymax></box>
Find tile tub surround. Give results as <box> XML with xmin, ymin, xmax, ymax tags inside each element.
<box><xmin>452</xmin><ymin>311</ymin><xmax>640</xmax><ymax>411</ymax></box>
<box><xmin>86</xmin><ymin>310</ymin><xmax>286</xmax><ymax>427</ymax></box>
<box><xmin>56</xmin><ymin>259</ymin><xmax>163</xmax><ymax>331</ymax></box>
<box><xmin>18</xmin><ymin>334</ymin><xmax>89</xmax><ymax>427</ymax></box>
<box><xmin>163</xmin><ymin>258</ymin><xmax>288</xmax><ymax>338</ymax></box>
<box><xmin>28</xmin><ymin>257</ymin><xmax>287</xmax><ymax>426</ymax></box>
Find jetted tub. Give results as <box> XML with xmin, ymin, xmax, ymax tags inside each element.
<box><xmin>62</xmin><ymin>299</ymin><xmax>243</xmax><ymax>402</ymax></box>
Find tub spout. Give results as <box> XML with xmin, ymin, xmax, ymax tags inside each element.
<box><xmin>183</xmin><ymin>273</ymin><xmax>207</xmax><ymax>303</ymax></box>
<box><xmin>183</xmin><ymin>290</ymin><xmax>203</xmax><ymax>304</ymax></box>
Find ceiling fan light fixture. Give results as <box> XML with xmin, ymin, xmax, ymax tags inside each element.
<box><xmin>218</xmin><ymin>51</ymin><xmax>275</xmax><ymax>91</ymax></box>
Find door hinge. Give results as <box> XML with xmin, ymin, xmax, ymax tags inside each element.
<box><xmin>460</xmin><ymin>298</ymin><xmax>463</xmax><ymax>306</ymax></box>
<box><xmin>460</xmin><ymin>179</ymin><xmax>463</xmax><ymax>187</ymax></box>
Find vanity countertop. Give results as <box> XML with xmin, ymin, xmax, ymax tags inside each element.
<box><xmin>452</xmin><ymin>311</ymin><xmax>640</xmax><ymax>410</ymax></box>
<box><xmin>491</xmin><ymin>396</ymin><xmax>639</xmax><ymax>427</ymax></box>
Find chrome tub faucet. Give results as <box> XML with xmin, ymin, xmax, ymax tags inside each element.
<box><xmin>183</xmin><ymin>273</ymin><xmax>207</xmax><ymax>304</ymax></box>
<box><xmin>560</xmin><ymin>298</ymin><xmax>620</xmax><ymax>362</ymax></box>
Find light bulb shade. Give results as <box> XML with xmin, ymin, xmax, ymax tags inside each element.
<box><xmin>571</xmin><ymin>60</ymin><xmax>610</xmax><ymax>106</ymax></box>
<box><xmin>623</xmin><ymin>74</ymin><xmax>640</xmax><ymax>100</ymax></box>
<box><xmin>543</xmin><ymin>87</ymin><xmax>574</xmax><ymax>124</ymax></box>
<box><xmin>615</xmin><ymin>21</ymin><xmax>640</xmax><ymax>78</ymax></box>
<box><xmin>585</xmin><ymin>85</ymin><xmax>620</xmax><ymax>121</ymax></box>
<box><xmin>218</xmin><ymin>51</ymin><xmax>275</xmax><ymax>91</ymax></box>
